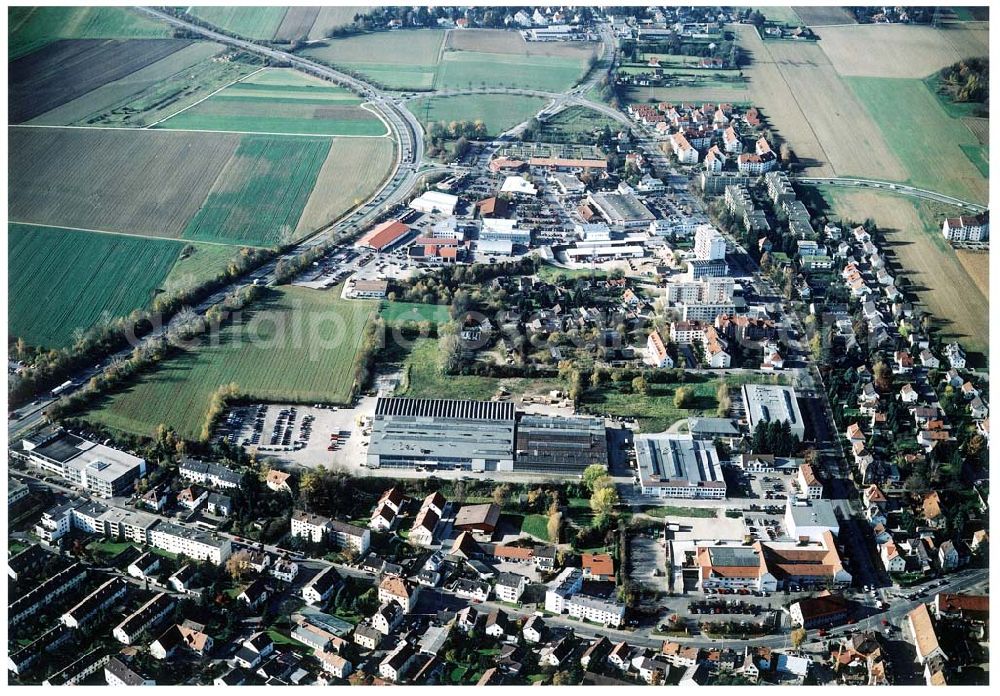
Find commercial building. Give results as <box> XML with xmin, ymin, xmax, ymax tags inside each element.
<box><xmin>587</xmin><ymin>191</ymin><xmax>655</xmax><ymax>230</ymax></box>
<box><xmin>742</xmin><ymin>384</ymin><xmax>806</xmax><ymax>440</ymax></box>
<box><xmin>480</xmin><ymin>217</ymin><xmax>531</xmax><ymax>245</ymax></box>
<box><xmin>687</xmin><ymin>258</ymin><xmax>729</xmax><ymax>279</ymax></box>
<box><xmin>789</xmin><ymin>592</ymin><xmax>850</xmax><ymax>628</ymax></box>
<box><xmin>513</xmin><ymin>414</ymin><xmax>608</xmax><ymax>474</ymax></box>
<box><xmin>784</xmin><ymin>499</ymin><xmax>840</xmax><ymax>541</ymax></box>
<box><xmin>410</xmin><ymin>190</ymin><xmax>458</xmax><ymax>216</ymax></box>
<box><xmin>367</xmin><ymin>397</ymin><xmax>516</xmax><ymax>472</ymax></box>
<box><xmin>500</xmin><ymin>175</ymin><xmax>538</xmax><ymax>196</ymax></box>
<box><xmin>9</xmin><ymin>478</ymin><xmax>30</xmax><ymax>506</ymax></box>
<box><xmin>635</xmin><ymin>434</ymin><xmax>725</xmax><ymax>499</ymax></box>
<box><xmin>23</xmin><ymin>428</ymin><xmax>145</xmax><ymax>498</ymax></box>
<box><xmin>356</xmin><ymin>219</ymin><xmax>412</xmax><ymax>252</ymax></box>
<box><xmin>148</xmin><ymin>521</ymin><xmax>233</xmax><ymax>564</ymax></box>
<box><xmin>352</xmin><ymin>279</ymin><xmax>389</xmax><ymax>299</ymax></box>
<box><xmin>453</xmin><ymin>503</ymin><xmax>501</xmax><ymax>541</ymax></box>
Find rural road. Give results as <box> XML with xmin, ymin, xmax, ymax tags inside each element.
<box><xmin>794</xmin><ymin>177</ymin><xmax>987</xmax><ymax>212</ymax></box>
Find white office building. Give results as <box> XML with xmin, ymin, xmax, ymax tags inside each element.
<box><xmin>694</xmin><ymin>225</ymin><xmax>727</xmax><ymax>261</ymax></box>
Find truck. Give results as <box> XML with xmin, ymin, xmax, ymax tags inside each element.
<box><xmin>50</xmin><ymin>380</ymin><xmax>73</xmax><ymax>397</ymax></box>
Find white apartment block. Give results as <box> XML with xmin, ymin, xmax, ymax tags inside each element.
<box><xmin>544</xmin><ymin>567</ymin><xmax>583</xmax><ymax>613</ymax></box>
<box><xmin>942</xmin><ymin>214</ymin><xmax>988</xmax><ymax>242</ymax></box>
<box><xmin>566</xmin><ymin>594</ymin><xmax>626</xmax><ymax>628</ymax></box>
<box><xmin>694</xmin><ymin>225</ymin><xmax>727</xmax><ymax>261</ymax></box>
<box><xmin>148</xmin><ymin>522</ymin><xmax>232</xmax><ymax>564</ymax></box>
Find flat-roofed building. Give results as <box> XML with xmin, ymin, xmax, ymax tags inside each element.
<box><xmin>23</xmin><ymin>429</ymin><xmax>145</xmax><ymax>498</ymax></box>
<box><xmin>513</xmin><ymin>414</ymin><xmax>608</xmax><ymax>474</ymax></box>
<box><xmin>367</xmin><ymin>397</ymin><xmax>515</xmax><ymax>472</ymax></box>
<box><xmin>480</xmin><ymin>217</ymin><xmax>531</xmax><ymax>245</ymax></box>
<box><xmin>784</xmin><ymin>499</ymin><xmax>840</xmax><ymax>540</ymax></box>
<box><xmin>352</xmin><ymin>279</ymin><xmax>389</xmax><ymax>299</ymax></box>
<box><xmin>148</xmin><ymin>521</ymin><xmax>232</xmax><ymax>564</ymax></box>
<box><xmin>635</xmin><ymin>434</ymin><xmax>725</xmax><ymax>499</ymax></box>
<box><xmin>587</xmin><ymin>191</ymin><xmax>655</xmax><ymax>230</ymax></box>
<box><xmin>410</xmin><ymin>190</ymin><xmax>458</xmax><ymax>216</ymax></box>
<box><xmin>178</xmin><ymin>458</ymin><xmax>242</xmax><ymax>489</ymax></box>
<box><xmin>567</xmin><ymin>594</ymin><xmax>625</xmax><ymax>627</ymax></box>
<box><xmin>742</xmin><ymin>384</ymin><xmax>805</xmax><ymax>440</ymax></box>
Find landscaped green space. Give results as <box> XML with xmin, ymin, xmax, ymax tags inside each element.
<box><xmin>845</xmin><ymin>76</ymin><xmax>987</xmax><ymax>204</ymax></box>
<box><xmin>578</xmin><ymin>377</ymin><xmax>720</xmax><ymax>433</ymax></box>
<box><xmin>539</xmin><ymin>105</ymin><xmax>620</xmax><ymax>143</ymax></box>
<box><xmin>409</xmin><ymin>94</ymin><xmax>547</xmax><ymax>137</ymax></box>
<box><xmin>189</xmin><ymin>6</ymin><xmax>287</xmax><ymax>40</ymax></box>
<box><xmin>86</xmin><ymin>539</ymin><xmax>134</xmax><ymax>557</ymax></box>
<box><xmin>520</xmin><ymin>513</ymin><xmax>554</xmax><ymax>541</ymax></box>
<box><xmin>181</xmin><ymin>135</ymin><xmax>332</xmax><ymax>247</ymax></box>
<box><xmin>84</xmin><ymin>286</ymin><xmax>377</xmax><ymax>439</ymax></box>
<box><xmin>380</xmin><ymin>301</ymin><xmax>451</xmax><ymax>327</ymax></box>
<box><xmin>8</xmin><ymin>223</ymin><xmax>188</xmax><ymax>349</ymax></box>
<box><xmin>158</xmin><ymin>68</ymin><xmax>387</xmax><ymax>136</ymax></box>
<box><xmin>8</xmin><ymin>5</ymin><xmax>170</xmax><ymax>60</ymax></box>
<box><xmin>399</xmin><ymin>338</ymin><xmax>564</xmax><ymax>401</ymax></box>
<box><xmin>641</xmin><ymin>505</ymin><xmax>718</xmax><ymax>519</ymax></box>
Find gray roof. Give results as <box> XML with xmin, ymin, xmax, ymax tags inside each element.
<box><xmin>786</xmin><ymin>500</ymin><xmax>839</xmax><ymax>531</ymax></box>
<box><xmin>496</xmin><ymin>572</ymin><xmax>526</xmax><ymax>589</ymax></box>
<box><xmin>742</xmin><ymin>384</ymin><xmax>804</xmax><ymax>435</ymax></box>
<box><xmin>687</xmin><ymin>417</ymin><xmax>741</xmax><ymax>437</ymax></box>
<box><xmin>375</xmin><ymin>397</ymin><xmax>514</xmax><ymax>421</ymax></box>
<box><xmin>635</xmin><ymin>434</ymin><xmax>723</xmax><ymax>489</ymax></box>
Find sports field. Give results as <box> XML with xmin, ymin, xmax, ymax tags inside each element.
<box><xmin>189</xmin><ymin>6</ymin><xmax>287</xmax><ymax>40</ymax></box>
<box><xmin>812</xmin><ymin>186</ymin><xmax>988</xmax><ymax>358</ymax></box>
<box><xmin>845</xmin><ymin>77</ymin><xmax>987</xmax><ymax>203</ymax></box>
<box><xmin>304</xmin><ymin>28</ymin><xmax>597</xmax><ymax>92</ymax></box>
<box><xmin>380</xmin><ymin>302</ymin><xmax>451</xmax><ymax>326</ymax></box>
<box><xmin>9</xmin><ymin>38</ymin><xmax>192</xmax><ymax>123</ymax></box>
<box><xmin>409</xmin><ymin>94</ymin><xmax>546</xmax><ymax>136</ymax></box>
<box><xmin>294</xmin><ymin>136</ymin><xmax>396</xmax><ymax>235</ymax></box>
<box><xmin>27</xmin><ymin>41</ymin><xmax>233</xmax><ymax>127</ymax></box>
<box><xmin>85</xmin><ymin>286</ymin><xmax>378</xmax><ymax>439</ymax></box>
<box><xmin>9</xmin><ymin>126</ymin><xmax>241</xmax><ymax>239</ymax></box>
<box><xmin>156</xmin><ymin>68</ymin><xmax>387</xmax><ymax>136</ymax></box>
<box><xmin>8</xmin><ymin>223</ymin><xmax>185</xmax><ymax>349</ymax></box>
<box><xmin>181</xmin><ymin>135</ymin><xmax>331</xmax><ymax>247</ymax></box>
<box><xmin>8</xmin><ymin>5</ymin><xmax>170</xmax><ymax>59</ymax></box>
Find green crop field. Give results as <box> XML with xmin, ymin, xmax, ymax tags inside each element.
<box><xmin>8</xmin><ymin>223</ymin><xmax>185</xmax><ymax>349</ymax></box>
<box><xmin>578</xmin><ymin>378</ymin><xmax>720</xmax><ymax>433</ymax></box>
<box><xmin>409</xmin><ymin>93</ymin><xmax>546</xmax><ymax>136</ymax></box>
<box><xmin>164</xmin><ymin>244</ymin><xmax>244</xmax><ymax>293</ymax></box>
<box><xmin>960</xmin><ymin>144</ymin><xmax>989</xmax><ymax>177</ymax></box>
<box><xmin>8</xmin><ymin>6</ymin><xmax>170</xmax><ymax>59</ymax></box>
<box><xmin>436</xmin><ymin>52</ymin><xmax>587</xmax><ymax>92</ymax></box>
<box><xmin>85</xmin><ymin>286</ymin><xmax>377</xmax><ymax>439</ymax></box>
<box><xmin>303</xmin><ymin>30</ymin><xmax>445</xmax><ymax>90</ymax></box>
<box><xmin>157</xmin><ymin>68</ymin><xmax>387</xmax><ymax>136</ymax></box>
<box><xmin>182</xmin><ymin>135</ymin><xmax>331</xmax><ymax>247</ymax></box>
<box><xmin>845</xmin><ymin>77</ymin><xmax>988</xmax><ymax>204</ymax></box>
<box><xmin>380</xmin><ymin>301</ymin><xmax>451</xmax><ymax>326</ymax></box>
<box><xmin>189</xmin><ymin>6</ymin><xmax>287</xmax><ymax>40</ymax></box>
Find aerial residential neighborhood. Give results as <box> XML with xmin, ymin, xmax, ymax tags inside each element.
<box><xmin>6</xmin><ymin>2</ymin><xmax>991</xmax><ymax>689</ymax></box>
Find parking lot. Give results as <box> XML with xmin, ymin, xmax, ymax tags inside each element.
<box><xmin>629</xmin><ymin>532</ymin><xmax>669</xmax><ymax>593</ymax></box>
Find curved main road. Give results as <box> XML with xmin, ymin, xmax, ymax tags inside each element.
<box><xmin>794</xmin><ymin>176</ymin><xmax>987</xmax><ymax>213</ymax></box>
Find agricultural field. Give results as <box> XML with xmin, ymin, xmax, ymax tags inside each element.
<box><xmin>955</xmin><ymin>251</ymin><xmax>989</xmax><ymax>298</ymax></box>
<box><xmin>750</xmin><ymin>6</ymin><xmax>801</xmax><ymax>25</ymax></box>
<box><xmin>27</xmin><ymin>42</ymin><xmax>237</xmax><ymax>127</ymax></box>
<box><xmin>789</xmin><ymin>6</ymin><xmax>856</xmax><ymax>25</ymax></box>
<box><xmin>304</xmin><ymin>28</ymin><xmax>598</xmax><ymax>92</ymax></box>
<box><xmin>307</xmin><ymin>7</ymin><xmax>368</xmax><ymax>40</ymax></box>
<box><xmin>164</xmin><ymin>244</ymin><xmax>245</xmax><ymax>294</ymax></box>
<box><xmin>816</xmin><ymin>24</ymin><xmax>984</xmax><ymax>78</ymax></box>
<box><xmin>189</xmin><ymin>6</ymin><xmax>287</xmax><ymax>40</ymax></box>
<box><xmin>156</xmin><ymin>68</ymin><xmax>387</xmax><ymax>136</ymax></box>
<box><xmin>294</xmin><ymin>136</ymin><xmax>396</xmax><ymax>235</ymax></box>
<box><xmin>84</xmin><ymin>286</ymin><xmax>377</xmax><ymax>439</ymax></box>
<box><xmin>302</xmin><ymin>30</ymin><xmax>446</xmax><ymax>90</ymax></box>
<box><xmin>812</xmin><ymin>186</ymin><xmax>988</xmax><ymax>359</ymax></box>
<box><xmin>9</xmin><ymin>38</ymin><xmax>191</xmax><ymax>123</ymax></box>
<box><xmin>8</xmin><ymin>223</ymin><xmax>185</xmax><ymax>349</ymax></box>
<box><xmin>181</xmin><ymin>135</ymin><xmax>332</xmax><ymax>247</ymax></box>
<box><xmin>625</xmin><ymin>83</ymin><xmax>750</xmax><ymax>106</ymax></box>
<box><xmin>845</xmin><ymin>77</ymin><xmax>987</xmax><ymax>203</ymax></box>
<box><xmin>577</xmin><ymin>378</ymin><xmax>720</xmax><ymax>433</ymax></box>
<box><xmin>379</xmin><ymin>302</ymin><xmax>451</xmax><ymax>327</ymax></box>
<box><xmin>273</xmin><ymin>6</ymin><xmax>320</xmax><ymax>42</ymax></box>
<box><xmin>9</xmin><ymin>127</ymin><xmax>241</xmax><ymax>239</ymax></box>
<box><xmin>409</xmin><ymin>94</ymin><xmax>547</xmax><ymax>136</ymax></box>
<box><xmin>8</xmin><ymin>5</ymin><xmax>170</xmax><ymax>60</ymax></box>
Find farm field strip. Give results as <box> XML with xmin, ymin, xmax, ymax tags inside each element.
<box><xmin>9</xmin><ymin>38</ymin><xmax>193</xmax><ymax>123</ymax></box>
<box><xmin>815</xmin><ymin>24</ymin><xmax>969</xmax><ymax>78</ymax></box>
<box><xmin>8</xmin><ymin>223</ymin><xmax>186</xmax><ymax>349</ymax></box>
<box><xmin>8</xmin><ymin>5</ymin><xmax>171</xmax><ymax>59</ymax></box>
<box><xmin>3</xmin><ymin>219</ymin><xmax>256</xmax><ymax>248</ymax></box>
<box><xmin>144</xmin><ymin>66</ymin><xmax>267</xmax><ymax>128</ymax></box>
<box><xmin>188</xmin><ymin>6</ymin><xmax>287</xmax><ymax>40</ymax></box>
<box><xmin>306</xmin><ymin>6</ymin><xmax>367</xmax><ymax>40</ymax></box>
<box><xmin>83</xmin><ymin>286</ymin><xmax>378</xmax><ymax>439</ymax></box>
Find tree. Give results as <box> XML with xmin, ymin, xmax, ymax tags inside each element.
<box><xmin>873</xmin><ymin>360</ymin><xmax>893</xmax><ymax>392</ymax></box>
<box><xmin>225</xmin><ymin>549</ymin><xmax>251</xmax><ymax>581</ymax></box>
<box><xmin>582</xmin><ymin>464</ymin><xmax>609</xmax><ymax>493</ymax></box>
<box><xmin>716</xmin><ymin>382</ymin><xmax>731</xmax><ymax>417</ymax></box>
<box><xmin>590</xmin><ymin>486</ymin><xmax>619</xmax><ymax>516</ymax></box>
<box><xmin>632</xmin><ymin>375</ymin><xmax>649</xmax><ymax>395</ymax></box>
<box><xmin>547</xmin><ymin>512</ymin><xmax>562</xmax><ymax>543</ymax></box>
<box><xmin>674</xmin><ymin>386</ymin><xmax>693</xmax><ymax>408</ymax></box>
<box><xmin>790</xmin><ymin>627</ymin><xmax>807</xmax><ymax>650</ymax></box>
<box><xmin>492</xmin><ymin>484</ymin><xmax>512</xmax><ymax>508</ymax></box>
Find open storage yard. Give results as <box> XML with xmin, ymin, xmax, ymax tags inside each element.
<box><xmin>409</xmin><ymin>93</ymin><xmax>547</xmax><ymax>136</ymax></box>
<box><xmin>812</xmin><ymin>186</ymin><xmax>989</xmax><ymax>359</ymax></box>
<box><xmin>156</xmin><ymin>67</ymin><xmax>388</xmax><ymax>136</ymax></box>
<box><xmin>84</xmin><ymin>286</ymin><xmax>377</xmax><ymax>439</ymax></box>
<box><xmin>9</xmin><ymin>38</ymin><xmax>192</xmax><ymax>123</ymax></box>
<box><xmin>8</xmin><ymin>223</ymin><xmax>192</xmax><ymax>349</ymax></box>
<box><xmin>8</xmin><ymin>5</ymin><xmax>170</xmax><ymax>59</ymax></box>
<box><xmin>304</xmin><ymin>28</ymin><xmax>598</xmax><ymax>92</ymax></box>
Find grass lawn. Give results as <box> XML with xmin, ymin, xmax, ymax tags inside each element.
<box><xmin>409</xmin><ymin>93</ymin><xmax>546</xmax><ymax>136</ymax></box>
<box><xmin>641</xmin><ymin>506</ymin><xmax>717</xmax><ymax>519</ymax></box>
<box><xmin>535</xmin><ymin>265</ymin><xmax>608</xmax><ymax>282</ymax></box>
<box><xmin>84</xmin><ymin>286</ymin><xmax>377</xmax><ymax>439</ymax></box>
<box><xmin>8</xmin><ymin>6</ymin><xmax>170</xmax><ymax>59</ymax></box>
<box><xmin>436</xmin><ymin>52</ymin><xmax>588</xmax><ymax>92</ymax></box>
<box><xmin>8</xmin><ymin>223</ymin><xmax>185</xmax><ymax>349</ymax></box>
<box><xmin>379</xmin><ymin>301</ymin><xmax>451</xmax><ymax>326</ymax></box>
<box><xmin>960</xmin><ymin>144</ymin><xmax>989</xmax><ymax>177</ymax></box>
<box><xmin>578</xmin><ymin>377</ymin><xmax>720</xmax><ymax>433</ymax></box>
<box><xmin>87</xmin><ymin>539</ymin><xmax>133</xmax><ymax>557</ymax></box>
<box><xmin>565</xmin><ymin>497</ymin><xmax>595</xmax><ymax>528</ymax></box>
<box><xmin>267</xmin><ymin>629</ymin><xmax>309</xmax><ymax>647</ymax></box>
<box><xmin>845</xmin><ymin>76</ymin><xmax>987</xmax><ymax>204</ymax></box>
<box><xmin>158</xmin><ymin>68</ymin><xmax>386</xmax><ymax>137</ymax></box>
<box><xmin>399</xmin><ymin>338</ymin><xmax>563</xmax><ymax>401</ymax></box>
<box><xmin>520</xmin><ymin>514</ymin><xmax>553</xmax><ymax>541</ymax></box>
<box><xmin>539</xmin><ymin>105</ymin><xmax>620</xmax><ymax>143</ymax></box>
<box><xmin>449</xmin><ymin>666</ymin><xmax>467</xmax><ymax>684</ymax></box>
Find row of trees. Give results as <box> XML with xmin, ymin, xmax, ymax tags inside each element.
<box><xmin>749</xmin><ymin>419</ymin><xmax>800</xmax><ymax>457</ymax></box>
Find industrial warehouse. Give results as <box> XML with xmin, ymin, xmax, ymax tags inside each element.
<box><xmin>634</xmin><ymin>433</ymin><xmax>725</xmax><ymax>499</ymax></box>
<box><xmin>366</xmin><ymin>397</ymin><xmax>609</xmax><ymax>474</ymax></box>
<box><xmin>741</xmin><ymin>384</ymin><xmax>806</xmax><ymax>441</ymax></box>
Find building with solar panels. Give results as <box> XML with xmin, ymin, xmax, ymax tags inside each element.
<box><xmin>514</xmin><ymin>414</ymin><xmax>608</xmax><ymax>474</ymax></box>
<box><xmin>741</xmin><ymin>384</ymin><xmax>805</xmax><ymax>440</ymax></box>
<box><xmin>366</xmin><ymin>398</ymin><xmax>516</xmax><ymax>471</ymax></box>
<box><xmin>634</xmin><ymin>433</ymin><xmax>725</xmax><ymax>499</ymax></box>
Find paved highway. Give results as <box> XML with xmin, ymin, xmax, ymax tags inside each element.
<box><xmin>793</xmin><ymin>177</ymin><xmax>987</xmax><ymax>213</ymax></box>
